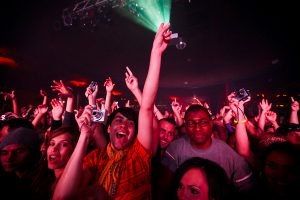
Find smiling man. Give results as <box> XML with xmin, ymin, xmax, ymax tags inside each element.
<box><xmin>159</xmin><ymin>118</ymin><xmax>177</xmax><ymax>154</ymax></box>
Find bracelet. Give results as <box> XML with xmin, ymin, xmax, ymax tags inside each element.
<box><xmin>233</xmin><ymin>119</ymin><xmax>247</xmax><ymax>124</ymax></box>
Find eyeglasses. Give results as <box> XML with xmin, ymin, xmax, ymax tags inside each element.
<box><xmin>186</xmin><ymin>120</ymin><xmax>210</xmax><ymax>128</ymax></box>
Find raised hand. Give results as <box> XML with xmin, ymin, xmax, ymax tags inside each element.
<box><xmin>125</xmin><ymin>66</ymin><xmax>139</xmax><ymax>91</ymax></box>
<box><xmin>259</xmin><ymin>99</ymin><xmax>272</xmax><ymax>112</ymax></box>
<box><xmin>163</xmin><ymin>110</ymin><xmax>170</xmax><ymax>118</ymax></box>
<box><xmin>228</xmin><ymin>92</ymin><xmax>251</xmax><ymax>111</ymax></box>
<box><xmin>51</xmin><ymin>80</ymin><xmax>73</xmax><ymax>98</ymax></box>
<box><xmin>40</xmin><ymin>89</ymin><xmax>47</xmax><ymax>97</ymax></box>
<box><xmin>171</xmin><ymin>99</ymin><xmax>182</xmax><ymax>114</ymax></box>
<box><xmin>76</xmin><ymin>105</ymin><xmax>93</xmax><ymax>129</ymax></box>
<box><xmin>3</xmin><ymin>90</ymin><xmax>16</xmax><ymax>101</ymax></box>
<box><xmin>31</xmin><ymin>104</ymin><xmax>49</xmax><ymax>128</ymax></box>
<box><xmin>85</xmin><ymin>82</ymin><xmax>98</xmax><ymax>99</ymax></box>
<box><xmin>33</xmin><ymin>104</ymin><xmax>48</xmax><ymax>117</ymax></box>
<box><xmin>74</xmin><ymin>107</ymin><xmax>84</xmax><ymax>119</ymax></box>
<box><xmin>289</xmin><ymin>96</ymin><xmax>299</xmax><ymax>124</ymax></box>
<box><xmin>219</xmin><ymin>105</ymin><xmax>230</xmax><ymax>117</ymax></box>
<box><xmin>50</xmin><ymin>98</ymin><xmax>64</xmax><ymax>120</ymax></box>
<box><xmin>217</xmin><ymin>105</ymin><xmax>233</xmax><ymax>123</ymax></box>
<box><xmin>265</xmin><ymin>111</ymin><xmax>277</xmax><ymax>123</ymax></box>
<box><xmin>76</xmin><ymin>105</ymin><xmax>107</xmax><ymax>148</ymax></box>
<box><xmin>291</xmin><ymin>97</ymin><xmax>299</xmax><ymax>112</ymax></box>
<box><xmin>37</xmin><ymin>104</ymin><xmax>48</xmax><ymax>115</ymax></box>
<box><xmin>111</xmin><ymin>101</ymin><xmax>119</xmax><ymax>112</ymax></box>
<box><xmin>152</xmin><ymin>23</ymin><xmax>172</xmax><ymax>54</ymax></box>
<box><xmin>103</xmin><ymin>77</ymin><xmax>115</xmax><ymax>93</ymax></box>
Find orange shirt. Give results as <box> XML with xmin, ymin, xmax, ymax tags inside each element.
<box><xmin>84</xmin><ymin>139</ymin><xmax>152</xmax><ymax>200</ymax></box>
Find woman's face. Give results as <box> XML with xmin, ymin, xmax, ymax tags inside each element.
<box><xmin>177</xmin><ymin>168</ymin><xmax>209</xmax><ymax>200</ymax></box>
<box><xmin>264</xmin><ymin>150</ymin><xmax>298</xmax><ymax>193</ymax></box>
<box><xmin>47</xmin><ymin>133</ymin><xmax>74</xmax><ymax>170</ymax></box>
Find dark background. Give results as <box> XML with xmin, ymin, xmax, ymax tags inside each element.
<box><xmin>0</xmin><ymin>0</ymin><xmax>299</xmax><ymax>113</ymax></box>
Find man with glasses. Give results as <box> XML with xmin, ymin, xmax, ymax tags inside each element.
<box><xmin>161</xmin><ymin>105</ymin><xmax>254</xmax><ymax>194</ymax></box>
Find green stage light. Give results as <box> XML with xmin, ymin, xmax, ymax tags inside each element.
<box><xmin>119</xmin><ymin>0</ymin><xmax>171</xmax><ymax>32</ymax></box>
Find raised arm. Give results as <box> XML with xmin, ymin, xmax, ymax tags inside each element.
<box><xmin>31</xmin><ymin>104</ymin><xmax>48</xmax><ymax>128</ymax></box>
<box><xmin>103</xmin><ymin>77</ymin><xmax>115</xmax><ymax>115</ymax></box>
<box><xmin>51</xmin><ymin>80</ymin><xmax>74</xmax><ymax>113</ymax></box>
<box><xmin>40</xmin><ymin>89</ymin><xmax>48</xmax><ymax>105</ymax></box>
<box><xmin>265</xmin><ymin>111</ymin><xmax>280</xmax><ymax>130</ymax></box>
<box><xmin>171</xmin><ymin>99</ymin><xmax>184</xmax><ymax>127</ymax></box>
<box><xmin>125</xmin><ymin>66</ymin><xmax>160</xmax><ymax>153</ymax></box>
<box><xmin>138</xmin><ymin>23</ymin><xmax>171</xmax><ymax>151</ymax></box>
<box><xmin>153</xmin><ymin>105</ymin><xmax>164</xmax><ymax>120</ymax></box>
<box><xmin>289</xmin><ymin>97</ymin><xmax>299</xmax><ymax>124</ymax></box>
<box><xmin>85</xmin><ymin>82</ymin><xmax>99</xmax><ymax>107</ymax></box>
<box><xmin>125</xmin><ymin>66</ymin><xmax>142</xmax><ymax>104</ymax></box>
<box><xmin>4</xmin><ymin>90</ymin><xmax>19</xmax><ymax>115</ymax></box>
<box><xmin>53</xmin><ymin>105</ymin><xmax>95</xmax><ymax>200</ymax></box>
<box><xmin>257</xmin><ymin>99</ymin><xmax>272</xmax><ymax>132</ymax></box>
<box><xmin>50</xmin><ymin>98</ymin><xmax>64</xmax><ymax>131</ymax></box>
<box><xmin>228</xmin><ymin>93</ymin><xmax>255</xmax><ymax>167</ymax></box>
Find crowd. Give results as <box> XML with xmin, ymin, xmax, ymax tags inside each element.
<box><xmin>0</xmin><ymin>23</ymin><xmax>299</xmax><ymax>200</ymax></box>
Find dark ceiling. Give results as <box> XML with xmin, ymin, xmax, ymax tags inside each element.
<box><xmin>0</xmin><ymin>0</ymin><xmax>299</xmax><ymax>108</ymax></box>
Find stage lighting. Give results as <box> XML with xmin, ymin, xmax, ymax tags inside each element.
<box><xmin>60</xmin><ymin>0</ymin><xmax>171</xmax><ymax>32</ymax></box>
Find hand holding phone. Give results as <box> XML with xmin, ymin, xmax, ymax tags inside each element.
<box><xmin>89</xmin><ymin>81</ymin><xmax>97</xmax><ymax>92</ymax></box>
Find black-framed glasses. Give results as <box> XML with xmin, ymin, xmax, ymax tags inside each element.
<box><xmin>186</xmin><ymin>120</ymin><xmax>210</xmax><ymax>128</ymax></box>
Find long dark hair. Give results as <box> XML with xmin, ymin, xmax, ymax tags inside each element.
<box><xmin>171</xmin><ymin>157</ymin><xmax>233</xmax><ymax>200</ymax></box>
<box><xmin>31</xmin><ymin>126</ymin><xmax>79</xmax><ymax>200</ymax></box>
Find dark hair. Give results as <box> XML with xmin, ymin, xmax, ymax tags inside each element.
<box><xmin>0</xmin><ymin>117</ymin><xmax>34</xmax><ymax>131</ymax></box>
<box><xmin>259</xmin><ymin>142</ymin><xmax>300</xmax><ymax>198</ymax></box>
<box><xmin>276</xmin><ymin>123</ymin><xmax>300</xmax><ymax>136</ymax></box>
<box><xmin>261</xmin><ymin>142</ymin><xmax>300</xmax><ymax>169</ymax></box>
<box><xmin>106</xmin><ymin>107</ymin><xmax>138</xmax><ymax>135</ymax></box>
<box><xmin>159</xmin><ymin>117</ymin><xmax>176</xmax><ymax>126</ymax></box>
<box><xmin>184</xmin><ymin>105</ymin><xmax>211</xmax><ymax>120</ymax></box>
<box><xmin>47</xmin><ymin>126</ymin><xmax>79</xmax><ymax>148</ymax></box>
<box><xmin>171</xmin><ymin>157</ymin><xmax>232</xmax><ymax>200</ymax></box>
<box><xmin>32</xmin><ymin>126</ymin><xmax>80</xmax><ymax>199</ymax></box>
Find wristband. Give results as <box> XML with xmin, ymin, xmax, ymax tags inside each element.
<box><xmin>234</xmin><ymin>119</ymin><xmax>247</xmax><ymax>124</ymax></box>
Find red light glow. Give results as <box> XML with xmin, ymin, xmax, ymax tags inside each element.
<box><xmin>69</xmin><ymin>80</ymin><xmax>88</xmax><ymax>87</ymax></box>
<box><xmin>0</xmin><ymin>57</ymin><xmax>17</xmax><ymax>68</ymax></box>
<box><xmin>112</xmin><ymin>90</ymin><xmax>122</xmax><ymax>96</ymax></box>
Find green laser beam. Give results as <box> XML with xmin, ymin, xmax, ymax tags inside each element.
<box><xmin>118</xmin><ymin>0</ymin><xmax>171</xmax><ymax>32</ymax></box>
